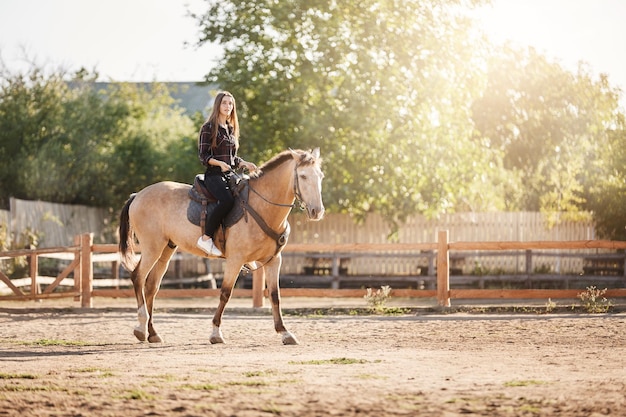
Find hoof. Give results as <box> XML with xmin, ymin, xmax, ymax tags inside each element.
<box><xmin>133</xmin><ymin>328</ymin><xmax>147</xmax><ymax>342</ymax></box>
<box><xmin>210</xmin><ymin>336</ymin><xmax>225</xmax><ymax>344</ymax></box>
<box><xmin>210</xmin><ymin>326</ymin><xmax>224</xmax><ymax>344</ymax></box>
<box><xmin>148</xmin><ymin>334</ymin><xmax>163</xmax><ymax>343</ymax></box>
<box><xmin>282</xmin><ymin>332</ymin><xmax>299</xmax><ymax>345</ymax></box>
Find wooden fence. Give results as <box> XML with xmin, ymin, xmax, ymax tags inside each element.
<box><xmin>1</xmin><ymin>233</ymin><xmax>625</xmax><ymax>308</ymax></box>
<box><xmin>2</xmin><ymin>201</ymin><xmax>604</xmax><ymax>285</ymax></box>
<box><xmin>1</xmin><ymin>197</ymin><xmax>595</xmax><ymax>243</ymax></box>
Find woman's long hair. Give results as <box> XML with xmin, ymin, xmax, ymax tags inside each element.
<box><xmin>205</xmin><ymin>91</ymin><xmax>240</xmax><ymax>149</ymax></box>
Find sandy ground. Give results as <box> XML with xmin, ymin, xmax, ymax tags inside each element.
<box><xmin>0</xmin><ymin>297</ymin><xmax>625</xmax><ymax>416</ymax></box>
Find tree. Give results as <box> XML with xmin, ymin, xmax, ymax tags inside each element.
<box><xmin>102</xmin><ymin>81</ymin><xmax>198</xmax><ymax>209</ymax></box>
<box><xmin>471</xmin><ymin>46</ymin><xmax>624</xmax><ymax>230</ymax></box>
<box><xmin>585</xmin><ymin>113</ymin><xmax>626</xmax><ymax>240</ymax></box>
<box><xmin>193</xmin><ymin>0</ymin><xmax>497</xmax><ymax>232</ymax></box>
<box><xmin>0</xmin><ymin>66</ymin><xmax>198</xmax><ymax>212</ymax></box>
<box><xmin>0</xmin><ymin>67</ymin><xmax>123</xmax><ymax>207</ymax></box>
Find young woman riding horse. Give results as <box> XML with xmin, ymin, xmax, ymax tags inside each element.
<box><xmin>118</xmin><ymin>148</ymin><xmax>324</xmax><ymax>345</ymax></box>
<box><xmin>196</xmin><ymin>91</ymin><xmax>257</xmax><ymax>257</ymax></box>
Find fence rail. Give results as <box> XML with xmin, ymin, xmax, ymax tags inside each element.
<box><xmin>2</xmin><ymin>233</ymin><xmax>625</xmax><ymax>308</ymax></box>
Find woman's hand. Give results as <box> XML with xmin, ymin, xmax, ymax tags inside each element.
<box><xmin>240</xmin><ymin>161</ymin><xmax>257</xmax><ymax>172</ymax></box>
<box><xmin>219</xmin><ymin>161</ymin><xmax>231</xmax><ymax>172</ymax></box>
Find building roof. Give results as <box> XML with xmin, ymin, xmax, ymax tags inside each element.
<box><xmin>91</xmin><ymin>82</ymin><xmax>216</xmax><ymax>116</ymax></box>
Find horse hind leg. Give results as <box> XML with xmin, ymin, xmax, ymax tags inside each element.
<box><xmin>131</xmin><ymin>244</ymin><xmax>174</xmax><ymax>343</ymax></box>
<box><xmin>143</xmin><ymin>245</ymin><xmax>176</xmax><ymax>343</ymax></box>
<box><xmin>131</xmin><ymin>259</ymin><xmax>150</xmax><ymax>342</ymax></box>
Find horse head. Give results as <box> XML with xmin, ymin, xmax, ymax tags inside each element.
<box><xmin>290</xmin><ymin>148</ymin><xmax>325</xmax><ymax>221</ymax></box>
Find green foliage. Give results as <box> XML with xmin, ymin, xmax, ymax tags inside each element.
<box><xmin>193</xmin><ymin>0</ymin><xmax>626</xmax><ymax>238</ymax></box>
<box><xmin>0</xmin><ymin>223</ymin><xmax>42</xmax><ymax>277</ymax></box>
<box><xmin>471</xmin><ymin>47</ymin><xmax>625</xmax><ymax>229</ymax></box>
<box><xmin>194</xmin><ymin>0</ymin><xmax>498</xmax><ymax>231</ymax></box>
<box><xmin>577</xmin><ymin>286</ymin><xmax>612</xmax><ymax>313</ymax></box>
<box><xmin>364</xmin><ymin>285</ymin><xmax>392</xmax><ymax>311</ymax></box>
<box><xmin>584</xmin><ymin>114</ymin><xmax>626</xmax><ymax>240</ymax></box>
<box><xmin>545</xmin><ymin>298</ymin><xmax>557</xmax><ymax>313</ymax></box>
<box><xmin>0</xmin><ymin>66</ymin><xmax>198</xmax><ymax>214</ymax></box>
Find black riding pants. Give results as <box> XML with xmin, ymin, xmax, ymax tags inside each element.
<box><xmin>203</xmin><ymin>170</ymin><xmax>235</xmax><ymax>238</ymax></box>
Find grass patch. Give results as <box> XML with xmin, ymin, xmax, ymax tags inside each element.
<box><xmin>504</xmin><ymin>380</ymin><xmax>546</xmax><ymax>387</ymax></box>
<box><xmin>121</xmin><ymin>389</ymin><xmax>155</xmax><ymax>400</ymax></box>
<box><xmin>518</xmin><ymin>404</ymin><xmax>541</xmax><ymax>413</ymax></box>
<box><xmin>0</xmin><ymin>385</ymin><xmax>50</xmax><ymax>392</ymax></box>
<box><xmin>0</xmin><ymin>373</ymin><xmax>37</xmax><ymax>380</ymax></box>
<box><xmin>381</xmin><ymin>307</ymin><xmax>412</xmax><ymax>315</ymax></box>
<box><xmin>289</xmin><ymin>357</ymin><xmax>372</xmax><ymax>365</ymax></box>
<box><xmin>357</xmin><ymin>373</ymin><xmax>388</xmax><ymax>380</ymax></box>
<box><xmin>243</xmin><ymin>370</ymin><xmax>274</xmax><ymax>378</ymax></box>
<box><xmin>183</xmin><ymin>383</ymin><xmax>220</xmax><ymax>391</ymax></box>
<box><xmin>261</xmin><ymin>402</ymin><xmax>282</xmax><ymax>414</ymax></box>
<box><xmin>151</xmin><ymin>373</ymin><xmax>178</xmax><ymax>382</ymax></box>
<box><xmin>227</xmin><ymin>380</ymin><xmax>269</xmax><ymax>387</ymax></box>
<box><xmin>73</xmin><ymin>367</ymin><xmax>114</xmax><ymax>377</ymax></box>
<box><xmin>26</xmin><ymin>339</ymin><xmax>88</xmax><ymax>347</ymax></box>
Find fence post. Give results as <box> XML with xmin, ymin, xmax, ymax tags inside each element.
<box><xmin>437</xmin><ymin>230</ymin><xmax>451</xmax><ymax>307</ymax></box>
<box><xmin>80</xmin><ymin>233</ymin><xmax>93</xmax><ymax>308</ymax></box>
<box><xmin>252</xmin><ymin>268</ymin><xmax>265</xmax><ymax>308</ymax></box>
<box><xmin>525</xmin><ymin>250</ymin><xmax>532</xmax><ymax>275</ymax></box>
<box><xmin>74</xmin><ymin>235</ymin><xmax>81</xmax><ymax>301</ymax></box>
<box><xmin>29</xmin><ymin>252</ymin><xmax>38</xmax><ymax>300</ymax></box>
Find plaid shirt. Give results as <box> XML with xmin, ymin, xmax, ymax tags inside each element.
<box><xmin>198</xmin><ymin>122</ymin><xmax>242</xmax><ymax>169</ymax></box>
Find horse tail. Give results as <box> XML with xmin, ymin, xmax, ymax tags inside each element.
<box><xmin>118</xmin><ymin>194</ymin><xmax>138</xmax><ymax>271</ymax></box>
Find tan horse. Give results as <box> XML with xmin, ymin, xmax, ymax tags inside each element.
<box><xmin>118</xmin><ymin>148</ymin><xmax>324</xmax><ymax>345</ymax></box>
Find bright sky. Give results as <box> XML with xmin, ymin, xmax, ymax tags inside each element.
<box><xmin>0</xmin><ymin>0</ymin><xmax>217</xmax><ymax>81</ymax></box>
<box><xmin>0</xmin><ymin>0</ymin><xmax>625</xmax><ymax>97</ymax></box>
<box><xmin>476</xmin><ymin>0</ymin><xmax>626</xmax><ymax>94</ymax></box>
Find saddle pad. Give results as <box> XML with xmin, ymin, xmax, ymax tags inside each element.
<box><xmin>186</xmin><ymin>185</ymin><xmax>249</xmax><ymax>229</ymax></box>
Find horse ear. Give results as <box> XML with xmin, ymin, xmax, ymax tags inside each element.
<box><xmin>311</xmin><ymin>148</ymin><xmax>320</xmax><ymax>159</ymax></box>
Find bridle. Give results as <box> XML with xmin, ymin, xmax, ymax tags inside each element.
<box><xmin>244</xmin><ymin>163</ymin><xmax>307</xmax><ymax>211</ymax></box>
<box><xmin>230</xmin><ymin>160</ymin><xmax>314</xmax><ymax>270</ymax></box>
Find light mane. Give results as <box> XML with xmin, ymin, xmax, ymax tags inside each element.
<box><xmin>249</xmin><ymin>149</ymin><xmax>318</xmax><ymax>179</ymax></box>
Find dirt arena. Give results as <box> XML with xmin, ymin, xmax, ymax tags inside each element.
<box><xmin>1</xmin><ymin>298</ymin><xmax>625</xmax><ymax>417</ymax></box>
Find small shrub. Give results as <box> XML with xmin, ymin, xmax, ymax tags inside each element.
<box><xmin>0</xmin><ymin>224</ymin><xmax>43</xmax><ymax>278</ymax></box>
<box><xmin>534</xmin><ymin>264</ymin><xmax>552</xmax><ymax>274</ymax></box>
<box><xmin>470</xmin><ymin>263</ymin><xmax>507</xmax><ymax>276</ymax></box>
<box><xmin>364</xmin><ymin>285</ymin><xmax>392</xmax><ymax>311</ymax></box>
<box><xmin>578</xmin><ymin>286</ymin><xmax>612</xmax><ymax>313</ymax></box>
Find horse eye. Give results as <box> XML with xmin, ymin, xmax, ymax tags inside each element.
<box><xmin>300</xmin><ymin>174</ymin><xmax>307</xmax><ymax>180</ymax></box>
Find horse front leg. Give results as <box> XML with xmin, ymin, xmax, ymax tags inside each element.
<box><xmin>265</xmin><ymin>256</ymin><xmax>298</xmax><ymax>345</ymax></box>
<box><xmin>210</xmin><ymin>262</ymin><xmax>241</xmax><ymax>344</ymax></box>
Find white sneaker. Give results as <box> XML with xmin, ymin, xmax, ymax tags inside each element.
<box><xmin>196</xmin><ymin>237</ymin><xmax>223</xmax><ymax>257</ymax></box>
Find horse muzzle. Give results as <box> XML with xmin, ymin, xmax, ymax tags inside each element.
<box><xmin>306</xmin><ymin>204</ymin><xmax>325</xmax><ymax>221</ymax></box>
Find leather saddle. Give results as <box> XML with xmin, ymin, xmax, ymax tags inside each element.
<box><xmin>187</xmin><ymin>173</ymin><xmax>248</xmax><ymax>236</ymax></box>
<box><xmin>190</xmin><ymin>175</ymin><xmax>216</xmax><ymax>203</ymax></box>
